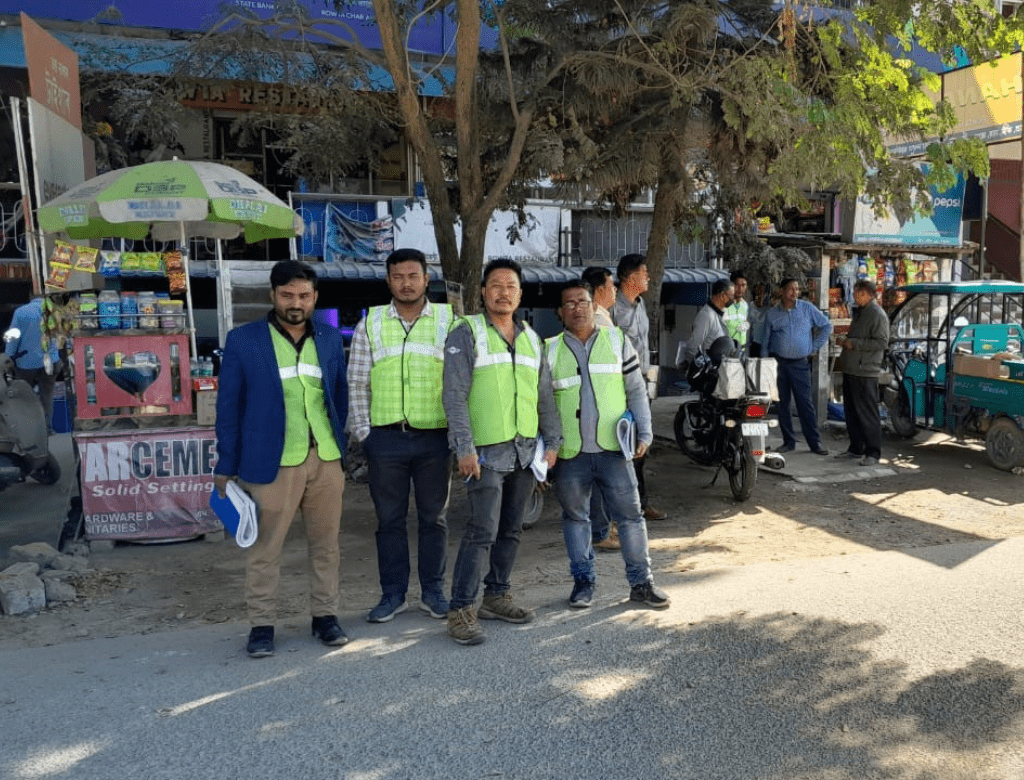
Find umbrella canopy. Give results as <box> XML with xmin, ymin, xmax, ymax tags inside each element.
<box><xmin>37</xmin><ymin>159</ymin><xmax>304</xmax><ymax>243</ymax></box>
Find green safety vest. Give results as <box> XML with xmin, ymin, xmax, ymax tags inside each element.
<box><xmin>723</xmin><ymin>299</ymin><xmax>750</xmax><ymax>347</ymax></box>
<box><xmin>546</xmin><ymin>327</ymin><xmax>627</xmax><ymax>459</ymax></box>
<box><xmin>464</xmin><ymin>314</ymin><xmax>541</xmax><ymax>446</ymax></box>
<box><xmin>270</xmin><ymin>326</ymin><xmax>341</xmax><ymax>466</ymax></box>
<box><xmin>367</xmin><ymin>302</ymin><xmax>453</xmax><ymax>429</ymax></box>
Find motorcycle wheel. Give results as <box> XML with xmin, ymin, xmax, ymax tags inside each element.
<box><xmin>673</xmin><ymin>404</ymin><xmax>705</xmax><ymax>461</ymax></box>
<box><xmin>30</xmin><ymin>453</ymin><xmax>61</xmax><ymax>486</ymax></box>
<box><xmin>727</xmin><ymin>438</ymin><xmax>757</xmax><ymax>502</ymax></box>
<box><xmin>521</xmin><ymin>484</ymin><xmax>545</xmax><ymax>529</ymax></box>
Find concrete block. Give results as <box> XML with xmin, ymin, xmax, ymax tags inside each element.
<box><xmin>0</xmin><ymin>570</ymin><xmax>46</xmax><ymax>615</ymax></box>
<box><xmin>9</xmin><ymin>542</ymin><xmax>61</xmax><ymax>568</ymax></box>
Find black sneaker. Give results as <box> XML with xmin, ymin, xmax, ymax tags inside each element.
<box><xmin>311</xmin><ymin>615</ymin><xmax>350</xmax><ymax>647</ymax></box>
<box><xmin>569</xmin><ymin>578</ymin><xmax>595</xmax><ymax>608</ymax></box>
<box><xmin>246</xmin><ymin>625</ymin><xmax>275</xmax><ymax>657</ymax></box>
<box><xmin>629</xmin><ymin>581</ymin><xmax>671</xmax><ymax>609</ymax></box>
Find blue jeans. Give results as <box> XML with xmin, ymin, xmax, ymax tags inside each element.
<box><xmin>365</xmin><ymin>427</ymin><xmax>451</xmax><ymax>599</ymax></box>
<box><xmin>553</xmin><ymin>451</ymin><xmax>653</xmax><ymax>587</ymax></box>
<box><xmin>776</xmin><ymin>357</ymin><xmax>822</xmax><ymax>451</ymax></box>
<box><xmin>588</xmin><ymin>489</ymin><xmax>611</xmax><ymax>543</ymax></box>
<box><xmin>449</xmin><ymin>465</ymin><xmax>535</xmax><ymax>610</ymax></box>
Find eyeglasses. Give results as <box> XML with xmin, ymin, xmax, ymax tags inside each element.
<box><xmin>562</xmin><ymin>300</ymin><xmax>592</xmax><ymax>311</ymax></box>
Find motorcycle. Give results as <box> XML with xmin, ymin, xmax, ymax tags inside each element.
<box><xmin>0</xmin><ymin>328</ymin><xmax>61</xmax><ymax>491</ymax></box>
<box><xmin>673</xmin><ymin>336</ymin><xmax>782</xmax><ymax>501</ymax></box>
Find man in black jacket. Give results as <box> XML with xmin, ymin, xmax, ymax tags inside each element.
<box><xmin>836</xmin><ymin>280</ymin><xmax>889</xmax><ymax>467</ymax></box>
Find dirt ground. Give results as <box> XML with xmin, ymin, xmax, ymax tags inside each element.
<box><xmin>4</xmin><ymin>424</ymin><xmax>1024</xmax><ymax>650</ymax></box>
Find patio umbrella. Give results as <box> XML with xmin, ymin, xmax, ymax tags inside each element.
<box><xmin>38</xmin><ymin>158</ymin><xmax>304</xmax><ymax>356</ymax></box>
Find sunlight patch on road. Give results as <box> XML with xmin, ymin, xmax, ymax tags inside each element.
<box><xmin>850</xmin><ymin>488</ymin><xmax>1019</xmax><ymax>527</ymax></box>
<box><xmin>14</xmin><ymin>740</ymin><xmax>109</xmax><ymax>778</ymax></box>
<box><xmin>573</xmin><ymin>670</ymin><xmax>649</xmax><ymax>701</ymax></box>
<box><xmin>161</xmin><ymin>668</ymin><xmax>302</xmax><ymax>716</ymax></box>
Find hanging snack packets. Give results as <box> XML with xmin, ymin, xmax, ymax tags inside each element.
<box><xmin>164</xmin><ymin>250</ymin><xmax>186</xmax><ymax>295</ymax></box>
<box><xmin>74</xmin><ymin>245</ymin><xmax>100</xmax><ymax>273</ymax></box>
<box><xmin>121</xmin><ymin>252</ymin><xmax>143</xmax><ymax>274</ymax></box>
<box><xmin>45</xmin><ymin>241</ymin><xmax>74</xmax><ymax>290</ymax></box>
<box><xmin>902</xmin><ymin>255</ymin><xmax>919</xmax><ymax>285</ymax></box>
<box><xmin>99</xmin><ymin>250</ymin><xmax>122</xmax><ymax>277</ymax></box>
<box><xmin>140</xmin><ymin>252</ymin><xmax>164</xmax><ymax>276</ymax></box>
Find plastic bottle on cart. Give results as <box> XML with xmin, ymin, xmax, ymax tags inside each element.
<box><xmin>79</xmin><ymin>292</ymin><xmax>98</xmax><ymax>329</ymax></box>
<box><xmin>137</xmin><ymin>291</ymin><xmax>158</xmax><ymax>329</ymax></box>
<box><xmin>169</xmin><ymin>343</ymin><xmax>182</xmax><ymax>402</ymax></box>
<box><xmin>120</xmin><ymin>291</ymin><xmax>138</xmax><ymax>329</ymax></box>
<box><xmin>98</xmin><ymin>290</ymin><xmax>121</xmax><ymax>330</ymax></box>
<box><xmin>84</xmin><ymin>344</ymin><xmax>97</xmax><ymax>404</ymax></box>
<box><xmin>202</xmin><ymin>357</ymin><xmax>214</xmax><ymax>377</ymax></box>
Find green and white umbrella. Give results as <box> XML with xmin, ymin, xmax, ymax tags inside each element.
<box><xmin>37</xmin><ymin>158</ymin><xmax>303</xmax><ymax>242</ymax></box>
<box><xmin>38</xmin><ymin>158</ymin><xmax>304</xmax><ymax>355</ymax></box>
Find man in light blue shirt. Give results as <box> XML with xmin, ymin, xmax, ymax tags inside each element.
<box><xmin>763</xmin><ymin>278</ymin><xmax>832</xmax><ymax>455</ymax></box>
<box><xmin>5</xmin><ymin>297</ymin><xmax>56</xmax><ymax>431</ymax></box>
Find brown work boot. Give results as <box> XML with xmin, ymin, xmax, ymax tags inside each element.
<box><xmin>643</xmin><ymin>505</ymin><xmax>667</xmax><ymax>521</ymax></box>
<box><xmin>478</xmin><ymin>592</ymin><xmax>536</xmax><ymax>624</ymax></box>
<box><xmin>593</xmin><ymin>525</ymin><xmax>620</xmax><ymax>551</ymax></box>
<box><xmin>447</xmin><ymin>606</ymin><xmax>485</xmax><ymax>645</ymax></box>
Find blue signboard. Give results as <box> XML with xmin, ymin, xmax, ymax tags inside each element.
<box><xmin>2</xmin><ymin>1</ymin><xmax>497</xmax><ymax>56</ymax></box>
<box><xmin>849</xmin><ymin>164</ymin><xmax>968</xmax><ymax>247</ymax></box>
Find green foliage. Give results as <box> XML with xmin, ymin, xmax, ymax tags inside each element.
<box><xmin>77</xmin><ymin>0</ymin><xmax>1024</xmax><ymax>288</ymax></box>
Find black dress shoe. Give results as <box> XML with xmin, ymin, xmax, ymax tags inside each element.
<box><xmin>775</xmin><ymin>443</ymin><xmax>795</xmax><ymax>453</ymax></box>
<box><xmin>246</xmin><ymin>625</ymin><xmax>275</xmax><ymax>658</ymax></box>
<box><xmin>311</xmin><ymin>615</ymin><xmax>350</xmax><ymax>647</ymax></box>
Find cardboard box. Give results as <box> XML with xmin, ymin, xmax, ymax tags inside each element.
<box><xmin>196</xmin><ymin>389</ymin><xmax>217</xmax><ymax>426</ymax></box>
<box><xmin>953</xmin><ymin>353</ymin><xmax>1010</xmax><ymax>379</ymax></box>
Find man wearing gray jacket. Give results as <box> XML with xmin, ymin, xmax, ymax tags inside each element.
<box><xmin>836</xmin><ymin>280</ymin><xmax>889</xmax><ymax>467</ymax></box>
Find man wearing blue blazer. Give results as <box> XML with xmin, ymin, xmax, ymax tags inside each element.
<box><xmin>215</xmin><ymin>260</ymin><xmax>349</xmax><ymax>658</ymax></box>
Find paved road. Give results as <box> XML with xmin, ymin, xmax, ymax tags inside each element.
<box><xmin>3</xmin><ymin>534</ymin><xmax>1024</xmax><ymax>780</ymax></box>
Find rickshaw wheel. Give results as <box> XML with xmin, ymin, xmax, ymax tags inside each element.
<box><xmin>887</xmin><ymin>387</ymin><xmax>917</xmax><ymax>439</ymax></box>
<box><xmin>985</xmin><ymin>416</ymin><xmax>1024</xmax><ymax>471</ymax></box>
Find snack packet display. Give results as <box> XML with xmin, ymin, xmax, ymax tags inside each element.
<box><xmin>121</xmin><ymin>252</ymin><xmax>143</xmax><ymax>274</ymax></box>
<box><xmin>45</xmin><ymin>241</ymin><xmax>75</xmax><ymax>290</ymax></box>
<box><xmin>164</xmin><ymin>250</ymin><xmax>187</xmax><ymax>295</ymax></box>
<box><xmin>140</xmin><ymin>252</ymin><xmax>164</xmax><ymax>276</ymax></box>
<box><xmin>74</xmin><ymin>245</ymin><xmax>100</xmax><ymax>273</ymax></box>
<box><xmin>99</xmin><ymin>250</ymin><xmax>122</xmax><ymax>277</ymax></box>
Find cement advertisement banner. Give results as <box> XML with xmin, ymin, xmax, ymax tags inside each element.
<box><xmin>77</xmin><ymin>427</ymin><xmax>224</xmax><ymax>541</ymax></box>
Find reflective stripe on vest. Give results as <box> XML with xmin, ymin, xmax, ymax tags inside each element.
<box><xmin>546</xmin><ymin>327</ymin><xmax>627</xmax><ymax>459</ymax></box>
<box><xmin>270</xmin><ymin>326</ymin><xmax>341</xmax><ymax>466</ymax></box>
<box><xmin>367</xmin><ymin>303</ymin><xmax>453</xmax><ymax>429</ymax></box>
<box><xmin>464</xmin><ymin>314</ymin><xmax>541</xmax><ymax>446</ymax></box>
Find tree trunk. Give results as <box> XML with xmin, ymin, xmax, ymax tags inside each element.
<box><xmin>458</xmin><ymin>215</ymin><xmax>489</xmax><ymax>313</ymax></box>
<box><xmin>372</xmin><ymin>0</ymin><xmax>460</xmax><ymax>278</ymax></box>
<box><xmin>373</xmin><ymin>0</ymin><xmax>539</xmax><ymax>303</ymax></box>
<box><xmin>645</xmin><ymin>142</ymin><xmax>688</xmax><ymax>366</ymax></box>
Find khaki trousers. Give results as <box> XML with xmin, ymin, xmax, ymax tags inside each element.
<box><xmin>242</xmin><ymin>449</ymin><xmax>345</xmax><ymax>626</ymax></box>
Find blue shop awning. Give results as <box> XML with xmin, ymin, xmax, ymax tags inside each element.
<box><xmin>0</xmin><ymin>27</ymin><xmax>449</xmax><ymax>96</ymax></box>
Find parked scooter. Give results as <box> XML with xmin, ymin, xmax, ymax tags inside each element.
<box><xmin>673</xmin><ymin>337</ymin><xmax>781</xmax><ymax>501</ymax></box>
<box><xmin>0</xmin><ymin>328</ymin><xmax>61</xmax><ymax>491</ymax></box>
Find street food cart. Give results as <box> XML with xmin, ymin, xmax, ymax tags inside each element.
<box><xmin>37</xmin><ymin>159</ymin><xmax>303</xmax><ymax>545</ymax></box>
